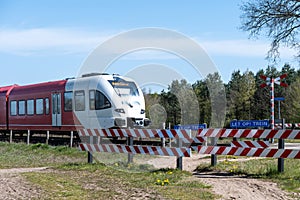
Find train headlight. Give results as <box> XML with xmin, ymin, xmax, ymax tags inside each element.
<box><xmin>140</xmin><ymin>109</ymin><xmax>145</xmax><ymax>114</ymax></box>
<box><xmin>115</xmin><ymin>108</ymin><xmax>125</xmax><ymax>113</ymax></box>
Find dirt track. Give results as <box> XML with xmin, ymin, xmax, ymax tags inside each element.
<box><xmin>143</xmin><ymin>154</ymin><xmax>296</xmax><ymax>200</ymax></box>
<box><xmin>0</xmin><ymin>158</ymin><xmax>297</xmax><ymax>200</ymax></box>
<box><xmin>195</xmin><ymin>171</ymin><xmax>292</xmax><ymax>200</ymax></box>
<box><xmin>0</xmin><ymin>167</ymin><xmax>46</xmax><ymax>200</ymax></box>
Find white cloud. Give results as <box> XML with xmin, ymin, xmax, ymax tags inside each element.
<box><xmin>0</xmin><ymin>27</ymin><xmax>296</xmax><ymax>59</ymax></box>
<box><xmin>0</xmin><ymin>28</ymin><xmax>110</xmax><ymax>55</ymax></box>
<box><xmin>200</xmin><ymin>39</ymin><xmax>296</xmax><ymax>59</ymax></box>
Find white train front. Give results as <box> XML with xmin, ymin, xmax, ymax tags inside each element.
<box><xmin>67</xmin><ymin>73</ymin><xmax>151</xmax><ymax>129</ymax></box>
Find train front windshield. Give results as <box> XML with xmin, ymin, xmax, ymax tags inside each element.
<box><xmin>109</xmin><ymin>80</ymin><xmax>140</xmax><ymax>96</ymax></box>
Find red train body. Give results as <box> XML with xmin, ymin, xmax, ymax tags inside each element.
<box><xmin>0</xmin><ymin>73</ymin><xmax>149</xmax><ymax>133</ymax></box>
<box><xmin>0</xmin><ymin>80</ymin><xmax>78</xmax><ymax>131</ymax></box>
<box><xmin>0</xmin><ymin>80</ymin><xmax>76</xmax><ymax>131</ymax></box>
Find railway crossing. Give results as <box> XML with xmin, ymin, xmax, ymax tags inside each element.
<box><xmin>78</xmin><ymin>127</ymin><xmax>300</xmax><ymax>172</ymax></box>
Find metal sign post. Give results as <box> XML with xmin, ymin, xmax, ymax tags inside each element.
<box><xmin>278</xmin><ymin>118</ymin><xmax>285</xmax><ymax>172</ymax></box>
<box><xmin>260</xmin><ymin>73</ymin><xmax>288</xmax><ymax>172</ymax></box>
<box><xmin>274</xmin><ymin>97</ymin><xmax>285</xmax><ymax>120</ymax></box>
<box><xmin>270</xmin><ymin>78</ymin><xmax>275</xmax><ymax>130</ymax></box>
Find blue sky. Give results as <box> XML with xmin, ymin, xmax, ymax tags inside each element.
<box><xmin>0</xmin><ymin>0</ymin><xmax>297</xmax><ymax>91</ymax></box>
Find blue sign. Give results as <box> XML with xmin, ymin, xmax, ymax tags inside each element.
<box><xmin>274</xmin><ymin>97</ymin><xmax>285</xmax><ymax>101</ymax></box>
<box><xmin>174</xmin><ymin>124</ymin><xmax>207</xmax><ymax>130</ymax></box>
<box><xmin>230</xmin><ymin>120</ymin><xmax>269</xmax><ymax>128</ymax></box>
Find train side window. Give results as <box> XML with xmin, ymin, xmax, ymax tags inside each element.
<box><xmin>36</xmin><ymin>99</ymin><xmax>44</xmax><ymax>115</ymax></box>
<box><xmin>45</xmin><ymin>98</ymin><xmax>49</xmax><ymax>115</ymax></box>
<box><xmin>89</xmin><ymin>90</ymin><xmax>111</xmax><ymax>110</ymax></box>
<box><xmin>75</xmin><ymin>90</ymin><xmax>85</xmax><ymax>111</ymax></box>
<box><xmin>64</xmin><ymin>92</ymin><xmax>73</xmax><ymax>111</ymax></box>
<box><xmin>89</xmin><ymin>90</ymin><xmax>95</xmax><ymax>110</ymax></box>
<box><xmin>95</xmin><ymin>90</ymin><xmax>111</xmax><ymax>110</ymax></box>
<box><xmin>10</xmin><ymin>101</ymin><xmax>17</xmax><ymax>116</ymax></box>
<box><xmin>27</xmin><ymin>99</ymin><xmax>34</xmax><ymax>115</ymax></box>
<box><xmin>18</xmin><ymin>100</ymin><xmax>25</xmax><ymax>115</ymax></box>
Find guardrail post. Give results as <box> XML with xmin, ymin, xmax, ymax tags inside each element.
<box><xmin>46</xmin><ymin>131</ymin><xmax>49</xmax><ymax>145</ymax></box>
<box><xmin>127</xmin><ymin>136</ymin><xmax>133</xmax><ymax>163</ymax></box>
<box><xmin>161</xmin><ymin>138</ymin><xmax>166</xmax><ymax>147</ymax></box>
<box><xmin>278</xmin><ymin>119</ymin><xmax>285</xmax><ymax>173</ymax></box>
<box><xmin>9</xmin><ymin>130</ymin><xmax>13</xmax><ymax>143</ymax></box>
<box><xmin>97</xmin><ymin>136</ymin><xmax>101</xmax><ymax>145</ymax></box>
<box><xmin>176</xmin><ymin>138</ymin><xmax>183</xmax><ymax>170</ymax></box>
<box><xmin>70</xmin><ymin>131</ymin><xmax>73</xmax><ymax>147</ymax></box>
<box><xmin>27</xmin><ymin>130</ymin><xmax>30</xmax><ymax>145</ymax></box>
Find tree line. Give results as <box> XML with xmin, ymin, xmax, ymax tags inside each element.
<box><xmin>144</xmin><ymin>64</ymin><xmax>300</xmax><ymax>128</ymax></box>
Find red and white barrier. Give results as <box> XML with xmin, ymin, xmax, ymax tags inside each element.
<box><xmin>274</xmin><ymin>123</ymin><xmax>293</xmax><ymax>129</ymax></box>
<box><xmin>198</xmin><ymin>129</ymin><xmax>300</xmax><ymax>139</ymax></box>
<box><xmin>285</xmin><ymin>123</ymin><xmax>293</xmax><ymax>128</ymax></box>
<box><xmin>79</xmin><ymin>129</ymin><xmax>206</xmax><ymax>144</ymax></box>
<box><xmin>230</xmin><ymin>141</ymin><xmax>270</xmax><ymax>148</ymax></box>
<box><xmin>79</xmin><ymin>143</ymin><xmax>191</xmax><ymax>157</ymax></box>
<box><xmin>196</xmin><ymin>146</ymin><xmax>300</xmax><ymax>159</ymax></box>
<box><xmin>79</xmin><ymin>128</ymin><xmax>192</xmax><ymax>139</ymax></box>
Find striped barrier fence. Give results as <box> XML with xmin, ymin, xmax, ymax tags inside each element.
<box><xmin>195</xmin><ymin>146</ymin><xmax>300</xmax><ymax>159</ymax></box>
<box><xmin>78</xmin><ymin>128</ymin><xmax>204</xmax><ymax>170</ymax></box>
<box><xmin>79</xmin><ymin>143</ymin><xmax>191</xmax><ymax>157</ymax></box>
<box><xmin>198</xmin><ymin>128</ymin><xmax>300</xmax><ymax>139</ymax></box>
<box><xmin>78</xmin><ymin>128</ymin><xmax>300</xmax><ymax>171</ymax></box>
<box><xmin>79</xmin><ymin>128</ymin><xmax>206</xmax><ymax>144</ymax></box>
<box><xmin>274</xmin><ymin>123</ymin><xmax>293</xmax><ymax>129</ymax></box>
<box><xmin>230</xmin><ymin>140</ymin><xmax>270</xmax><ymax>148</ymax></box>
<box><xmin>196</xmin><ymin>128</ymin><xmax>300</xmax><ymax>172</ymax></box>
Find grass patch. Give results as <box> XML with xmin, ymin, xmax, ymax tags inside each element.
<box><xmin>0</xmin><ymin>142</ymin><xmax>86</xmax><ymax>168</ymax></box>
<box><xmin>196</xmin><ymin>157</ymin><xmax>300</xmax><ymax>194</ymax></box>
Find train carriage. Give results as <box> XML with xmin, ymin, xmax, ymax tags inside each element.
<box><xmin>0</xmin><ymin>73</ymin><xmax>150</xmax><ymax>132</ymax></box>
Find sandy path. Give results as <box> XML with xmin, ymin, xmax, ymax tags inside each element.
<box><xmin>142</xmin><ymin>154</ymin><xmax>296</xmax><ymax>200</ymax></box>
<box><xmin>195</xmin><ymin>172</ymin><xmax>292</xmax><ymax>200</ymax></box>
<box><xmin>0</xmin><ymin>159</ymin><xmax>296</xmax><ymax>200</ymax></box>
<box><xmin>0</xmin><ymin>167</ymin><xmax>47</xmax><ymax>200</ymax></box>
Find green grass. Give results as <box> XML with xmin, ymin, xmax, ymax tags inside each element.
<box><xmin>0</xmin><ymin>142</ymin><xmax>86</xmax><ymax>168</ymax></box>
<box><xmin>0</xmin><ymin>142</ymin><xmax>216</xmax><ymax>199</ymax></box>
<box><xmin>196</xmin><ymin>156</ymin><xmax>300</xmax><ymax>194</ymax></box>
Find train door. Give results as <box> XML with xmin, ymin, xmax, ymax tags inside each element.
<box><xmin>51</xmin><ymin>93</ymin><xmax>62</xmax><ymax>126</ymax></box>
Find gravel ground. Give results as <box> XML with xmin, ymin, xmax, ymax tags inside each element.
<box><xmin>0</xmin><ymin>156</ymin><xmax>297</xmax><ymax>200</ymax></box>
<box><xmin>141</xmin><ymin>154</ymin><xmax>297</xmax><ymax>200</ymax></box>
<box><xmin>0</xmin><ymin>167</ymin><xmax>47</xmax><ymax>200</ymax></box>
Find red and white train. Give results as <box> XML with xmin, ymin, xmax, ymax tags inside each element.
<box><xmin>0</xmin><ymin>73</ymin><xmax>150</xmax><ymax>132</ymax></box>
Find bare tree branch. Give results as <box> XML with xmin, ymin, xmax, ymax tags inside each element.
<box><xmin>240</xmin><ymin>0</ymin><xmax>300</xmax><ymax>62</ymax></box>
